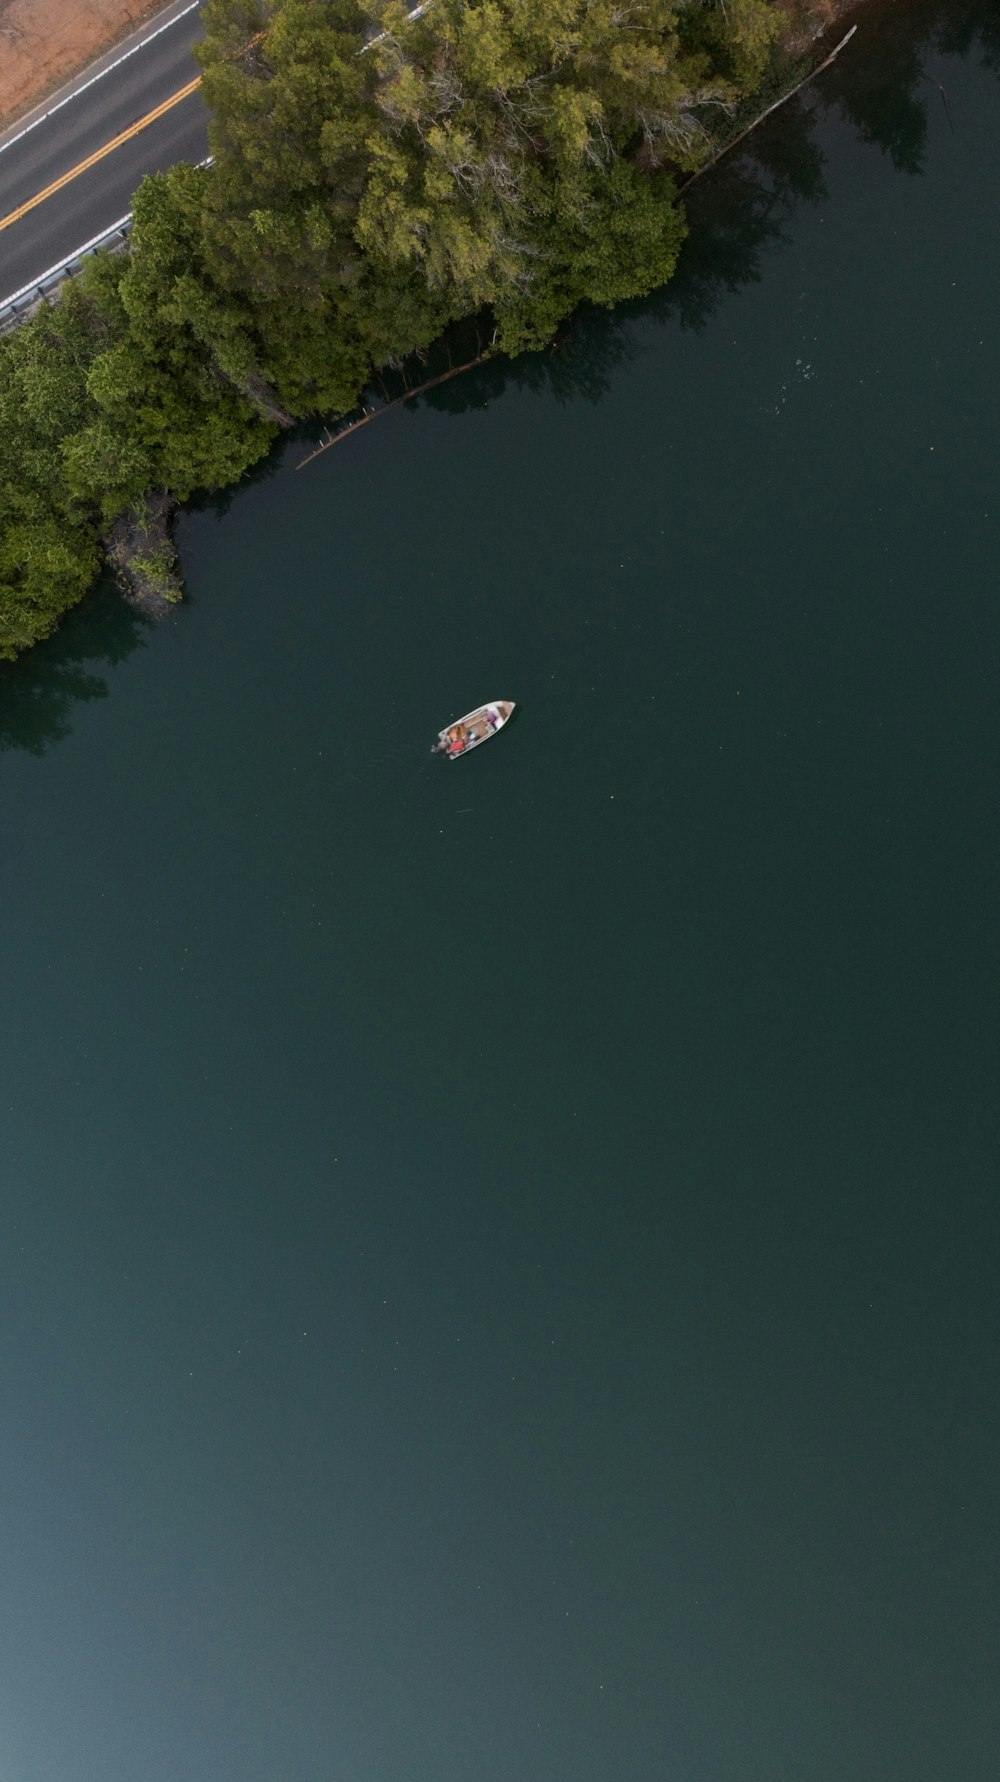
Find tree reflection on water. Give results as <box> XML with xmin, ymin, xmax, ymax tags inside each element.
<box><xmin>2</xmin><ymin>0</ymin><xmax>996</xmax><ymax>754</ymax></box>
<box><xmin>0</xmin><ymin>578</ymin><xmax>148</xmax><ymax>755</ymax></box>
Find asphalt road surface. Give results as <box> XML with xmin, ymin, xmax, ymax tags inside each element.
<box><xmin>0</xmin><ymin>0</ymin><xmax>209</xmax><ymax>306</ymax></box>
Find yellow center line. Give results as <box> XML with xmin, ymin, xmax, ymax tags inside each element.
<box><xmin>0</xmin><ymin>75</ymin><xmax>204</xmax><ymax>236</ymax></box>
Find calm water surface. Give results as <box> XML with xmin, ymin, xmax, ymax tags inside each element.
<box><xmin>1</xmin><ymin>9</ymin><xmax>998</xmax><ymax>1780</ymax></box>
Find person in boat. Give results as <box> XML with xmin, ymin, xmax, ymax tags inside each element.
<box><xmin>447</xmin><ymin>724</ymin><xmax>467</xmax><ymax>755</ymax></box>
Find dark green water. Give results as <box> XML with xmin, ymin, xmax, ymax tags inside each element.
<box><xmin>2</xmin><ymin>10</ymin><xmax>998</xmax><ymax>1780</ymax></box>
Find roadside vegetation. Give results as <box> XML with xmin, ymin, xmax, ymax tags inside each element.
<box><xmin>1</xmin><ymin>0</ymin><xmax>991</xmax><ymax>658</ymax></box>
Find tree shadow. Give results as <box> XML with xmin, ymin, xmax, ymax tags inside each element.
<box><xmin>184</xmin><ymin>432</ymin><xmax>288</xmax><ymax>522</ymax></box>
<box><xmin>415</xmin><ymin>85</ymin><xmax>832</xmax><ymax>417</ymax></box>
<box><xmin>659</xmin><ymin>91</ymin><xmax>830</xmax><ymax>331</ymax></box>
<box><xmin>934</xmin><ymin>0</ymin><xmax>1000</xmax><ymax>67</ymax></box>
<box><xmin>403</xmin><ymin>0</ymin><xmax>999</xmax><ymax>409</ymax></box>
<box><xmin>819</xmin><ymin>0</ymin><xmax>1000</xmax><ymax>174</ymax></box>
<box><xmin>0</xmin><ymin>576</ymin><xmax>148</xmax><ymax>755</ymax></box>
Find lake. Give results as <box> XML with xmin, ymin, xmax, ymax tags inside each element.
<box><xmin>1</xmin><ymin>6</ymin><xmax>997</xmax><ymax>1778</ymax></box>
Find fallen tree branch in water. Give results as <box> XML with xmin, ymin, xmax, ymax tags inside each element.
<box><xmin>678</xmin><ymin>25</ymin><xmax>858</xmax><ymax>192</ymax></box>
<box><xmin>297</xmin><ymin>28</ymin><xmax>859</xmax><ymax>473</ymax></box>
<box><xmin>296</xmin><ymin>355</ymin><xmax>490</xmax><ymax>470</ymax></box>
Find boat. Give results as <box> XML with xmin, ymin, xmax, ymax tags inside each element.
<box><xmin>434</xmin><ymin>701</ymin><xmax>515</xmax><ymax>759</ymax></box>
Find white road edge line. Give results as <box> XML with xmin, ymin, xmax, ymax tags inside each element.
<box><xmin>0</xmin><ymin>0</ymin><xmax>426</xmax><ymax>164</ymax></box>
<box><xmin>0</xmin><ymin>151</ymin><xmax>213</xmax><ymax>313</ymax></box>
<box><xmin>0</xmin><ymin>0</ymin><xmax>201</xmax><ymax>161</ymax></box>
<box><xmin>0</xmin><ymin>213</ymin><xmax>133</xmax><ymax>312</ymax></box>
<box><xmin>0</xmin><ymin>4</ymin><xmax>437</xmax><ymax>311</ymax></box>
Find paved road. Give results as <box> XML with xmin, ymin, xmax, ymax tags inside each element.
<box><xmin>0</xmin><ymin>0</ymin><xmax>209</xmax><ymax>307</ymax></box>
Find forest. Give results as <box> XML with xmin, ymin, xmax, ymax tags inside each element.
<box><xmin>0</xmin><ymin>0</ymin><xmax>992</xmax><ymax>658</ymax></box>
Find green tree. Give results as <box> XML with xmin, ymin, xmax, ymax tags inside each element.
<box><xmin>0</xmin><ymin>287</ymin><xmax>109</xmax><ymax>656</ymax></box>
<box><xmin>1</xmin><ymin>0</ymin><xmax>813</xmax><ymax>657</ymax></box>
<box><xmin>197</xmin><ymin>0</ymin><xmax>374</xmax><ymax>301</ymax></box>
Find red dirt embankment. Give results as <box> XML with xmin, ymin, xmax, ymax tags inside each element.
<box><xmin>0</xmin><ymin>0</ymin><xmax>168</xmax><ymax>132</ymax></box>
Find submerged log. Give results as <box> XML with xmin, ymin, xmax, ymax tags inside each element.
<box><xmin>296</xmin><ymin>355</ymin><xmax>488</xmax><ymax>469</ymax></box>
<box><xmin>679</xmin><ymin>26</ymin><xmax>859</xmax><ymax>192</ymax></box>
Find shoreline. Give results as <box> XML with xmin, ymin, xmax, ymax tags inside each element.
<box><xmin>293</xmin><ymin>15</ymin><xmax>863</xmax><ymax>476</ymax></box>
<box><xmin>92</xmin><ymin>4</ymin><xmax>870</xmax><ymax>606</ymax></box>
<box><xmin>1</xmin><ymin>0</ymin><xmax>953</xmax><ymax>642</ymax></box>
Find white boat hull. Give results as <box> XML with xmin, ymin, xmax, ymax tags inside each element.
<box><xmin>435</xmin><ymin>701</ymin><xmax>515</xmax><ymax>758</ymax></box>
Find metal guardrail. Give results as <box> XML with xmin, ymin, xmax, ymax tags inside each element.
<box><xmin>0</xmin><ymin>0</ymin><xmax>434</xmax><ymax>333</ymax></box>
<box><xmin>0</xmin><ymin>155</ymin><xmax>214</xmax><ymax>332</ymax></box>
<box><xmin>0</xmin><ymin>0</ymin><xmax>432</xmax><ymax>332</ymax></box>
<box><xmin>0</xmin><ymin>215</ymin><xmax>133</xmax><ymax>331</ymax></box>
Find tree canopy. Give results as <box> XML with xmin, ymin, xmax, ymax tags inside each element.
<box><xmin>0</xmin><ymin>0</ymin><xmax>828</xmax><ymax>656</ymax></box>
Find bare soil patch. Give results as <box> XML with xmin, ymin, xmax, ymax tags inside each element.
<box><xmin>0</xmin><ymin>0</ymin><xmax>168</xmax><ymax>132</ymax></box>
